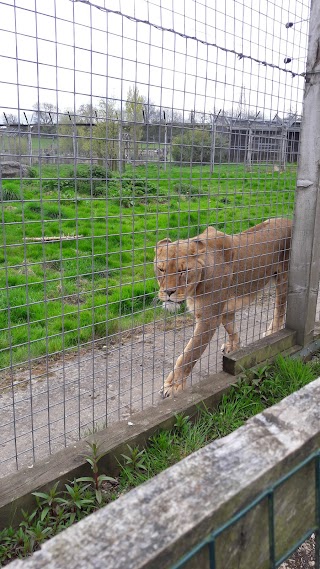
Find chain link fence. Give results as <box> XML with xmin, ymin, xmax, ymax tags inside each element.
<box><xmin>0</xmin><ymin>0</ymin><xmax>316</xmax><ymax>474</ymax></box>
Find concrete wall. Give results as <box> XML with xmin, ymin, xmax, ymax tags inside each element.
<box><xmin>7</xmin><ymin>378</ymin><xmax>320</xmax><ymax>569</ymax></box>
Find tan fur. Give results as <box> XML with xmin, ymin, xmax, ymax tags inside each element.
<box><xmin>154</xmin><ymin>218</ymin><xmax>292</xmax><ymax>397</ymax></box>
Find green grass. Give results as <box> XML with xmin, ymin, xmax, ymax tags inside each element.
<box><xmin>0</xmin><ymin>354</ymin><xmax>318</xmax><ymax>566</ymax></box>
<box><xmin>0</xmin><ymin>162</ymin><xmax>297</xmax><ymax>369</ymax></box>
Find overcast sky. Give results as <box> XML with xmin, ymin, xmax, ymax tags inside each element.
<box><xmin>0</xmin><ymin>0</ymin><xmax>310</xmax><ymax>122</ymax></box>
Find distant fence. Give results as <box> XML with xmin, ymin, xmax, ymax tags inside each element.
<box><xmin>0</xmin><ymin>117</ymin><xmax>301</xmax><ymax>169</ymax></box>
<box><xmin>1</xmin><ymin>0</ymin><xmax>320</xmax><ymax>476</ymax></box>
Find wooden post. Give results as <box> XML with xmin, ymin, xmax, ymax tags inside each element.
<box><xmin>286</xmin><ymin>0</ymin><xmax>320</xmax><ymax>346</ymax></box>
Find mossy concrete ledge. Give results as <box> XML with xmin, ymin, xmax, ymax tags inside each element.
<box><xmin>7</xmin><ymin>378</ymin><xmax>320</xmax><ymax>569</ymax></box>
<box><xmin>223</xmin><ymin>328</ymin><xmax>298</xmax><ymax>375</ymax></box>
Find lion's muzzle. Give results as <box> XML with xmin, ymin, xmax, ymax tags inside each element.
<box><xmin>162</xmin><ymin>300</ymin><xmax>183</xmax><ymax>313</ymax></box>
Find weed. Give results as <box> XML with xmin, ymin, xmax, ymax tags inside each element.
<box><xmin>46</xmin><ymin>208</ymin><xmax>61</xmax><ymax>219</ymax></box>
<box><xmin>0</xmin><ymin>187</ymin><xmax>20</xmax><ymax>201</ymax></box>
<box><xmin>121</xmin><ymin>444</ymin><xmax>147</xmax><ymax>472</ymax></box>
<box><xmin>27</xmin><ymin>203</ymin><xmax>42</xmax><ymax>214</ymax></box>
<box><xmin>76</xmin><ymin>441</ymin><xmax>116</xmax><ymax>505</ymax></box>
<box><xmin>174</xmin><ymin>413</ymin><xmax>192</xmax><ymax>436</ymax></box>
<box><xmin>32</xmin><ymin>480</ymin><xmax>61</xmax><ymax>514</ymax></box>
<box><xmin>55</xmin><ymin>481</ymin><xmax>96</xmax><ymax>516</ymax></box>
<box><xmin>0</xmin><ymin>442</ymin><xmax>116</xmax><ymax>565</ymax></box>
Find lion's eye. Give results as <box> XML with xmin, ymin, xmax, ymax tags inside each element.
<box><xmin>158</xmin><ymin>267</ymin><xmax>164</xmax><ymax>273</ymax></box>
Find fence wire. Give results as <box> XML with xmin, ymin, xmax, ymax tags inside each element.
<box><xmin>0</xmin><ymin>0</ymin><xmax>311</xmax><ymax>473</ymax></box>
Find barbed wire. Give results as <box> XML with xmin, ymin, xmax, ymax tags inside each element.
<box><xmin>70</xmin><ymin>0</ymin><xmax>305</xmax><ymax>79</ymax></box>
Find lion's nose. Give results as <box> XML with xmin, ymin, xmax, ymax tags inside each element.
<box><xmin>165</xmin><ymin>289</ymin><xmax>176</xmax><ymax>297</ymax></box>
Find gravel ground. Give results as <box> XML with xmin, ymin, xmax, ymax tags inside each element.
<box><xmin>279</xmin><ymin>535</ymin><xmax>316</xmax><ymax>568</ymax></box>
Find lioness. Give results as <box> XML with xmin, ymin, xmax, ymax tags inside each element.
<box><xmin>154</xmin><ymin>218</ymin><xmax>292</xmax><ymax>397</ymax></box>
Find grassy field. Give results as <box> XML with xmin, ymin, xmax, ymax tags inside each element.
<box><xmin>0</xmin><ymin>162</ymin><xmax>297</xmax><ymax>370</ymax></box>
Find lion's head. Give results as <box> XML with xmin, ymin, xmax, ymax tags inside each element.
<box><xmin>154</xmin><ymin>238</ymin><xmax>206</xmax><ymax>310</ymax></box>
<box><xmin>154</xmin><ymin>228</ymin><xmax>234</xmax><ymax>312</ymax></box>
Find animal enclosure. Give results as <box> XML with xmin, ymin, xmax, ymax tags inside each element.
<box><xmin>0</xmin><ymin>0</ymin><xmax>319</xmax><ymax>474</ymax></box>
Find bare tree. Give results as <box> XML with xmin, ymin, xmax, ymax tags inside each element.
<box><xmin>32</xmin><ymin>102</ymin><xmax>57</xmax><ymax>133</ymax></box>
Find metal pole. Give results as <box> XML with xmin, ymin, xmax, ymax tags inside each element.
<box><xmin>164</xmin><ymin>123</ymin><xmax>167</xmax><ymax>171</ymax></box>
<box><xmin>210</xmin><ymin>120</ymin><xmax>216</xmax><ymax>175</ymax></box>
<box><xmin>73</xmin><ymin>123</ymin><xmax>78</xmax><ymax>161</ymax></box>
<box><xmin>286</xmin><ymin>0</ymin><xmax>320</xmax><ymax>346</ymax></box>
<box><xmin>28</xmin><ymin>125</ymin><xmax>32</xmax><ymax>166</ymax></box>
<box><xmin>118</xmin><ymin>119</ymin><xmax>123</xmax><ymax>174</ymax></box>
<box><xmin>280</xmin><ymin>125</ymin><xmax>287</xmax><ymax>172</ymax></box>
<box><xmin>210</xmin><ymin>110</ymin><xmax>221</xmax><ymax>175</ymax></box>
<box><xmin>245</xmin><ymin>126</ymin><xmax>253</xmax><ymax>171</ymax></box>
<box><xmin>163</xmin><ymin>111</ymin><xmax>167</xmax><ymax>171</ymax></box>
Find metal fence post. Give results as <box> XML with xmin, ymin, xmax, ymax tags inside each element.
<box><xmin>286</xmin><ymin>0</ymin><xmax>320</xmax><ymax>346</ymax></box>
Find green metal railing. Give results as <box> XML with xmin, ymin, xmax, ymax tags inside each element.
<box><xmin>172</xmin><ymin>450</ymin><xmax>320</xmax><ymax>569</ymax></box>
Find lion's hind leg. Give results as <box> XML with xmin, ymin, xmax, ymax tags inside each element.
<box><xmin>264</xmin><ymin>272</ymin><xmax>288</xmax><ymax>337</ymax></box>
<box><xmin>221</xmin><ymin>312</ymin><xmax>241</xmax><ymax>354</ymax></box>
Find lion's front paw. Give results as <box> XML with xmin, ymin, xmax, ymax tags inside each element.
<box><xmin>160</xmin><ymin>381</ymin><xmax>185</xmax><ymax>398</ymax></box>
<box><xmin>263</xmin><ymin>322</ymin><xmax>277</xmax><ymax>338</ymax></box>
<box><xmin>160</xmin><ymin>371</ymin><xmax>186</xmax><ymax>398</ymax></box>
<box><xmin>221</xmin><ymin>342</ymin><xmax>241</xmax><ymax>354</ymax></box>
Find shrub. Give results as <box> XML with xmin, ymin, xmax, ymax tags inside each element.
<box><xmin>91</xmin><ymin>186</ymin><xmax>106</xmax><ymax>197</ymax></box>
<box><xmin>27</xmin><ymin>167</ymin><xmax>37</xmax><ymax>178</ymax></box>
<box><xmin>67</xmin><ymin>164</ymin><xmax>113</xmax><ymax>195</ymax></box>
<box><xmin>171</xmin><ymin>128</ymin><xmax>229</xmax><ymax>165</ymax></box>
<box><xmin>108</xmin><ymin>176</ymin><xmax>160</xmax><ymax>207</ymax></box>
<box><xmin>171</xmin><ymin>182</ymin><xmax>201</xmax><ymax>197</ymax></box>
<box><xmin>42</xmin><ymin>178</ymin><xmax>73</xmax><ymax>192</ymax></box>
<box><xmin>42</xmin><ymin>163</ymin><xmax>114</xmax><ymax>195</ymax></box>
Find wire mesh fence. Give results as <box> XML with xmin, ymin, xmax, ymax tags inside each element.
<box><xmin>0</xmin><ymin>0</ymin><xmax>314</xmax><ymax>473</ymax></box>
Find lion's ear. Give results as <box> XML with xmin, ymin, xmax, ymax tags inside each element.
<box><xmin>214</xmin><ymin>235</ymin><xmax>233</xmax><ymax>263</ymax></box>
<box><xmin>155</xmin><ymin>238</ymin><xmax>172</xmax><ymax>253</ymax></box>
<box><xmin>190</xmin><ymin>239</ymin><xmax>207</xmax><ymax>254</ymax></box>
<box><xmin>157</xmin><ymin>238</ymin><xmax>172</xmax><ymax>246</ymax></box>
